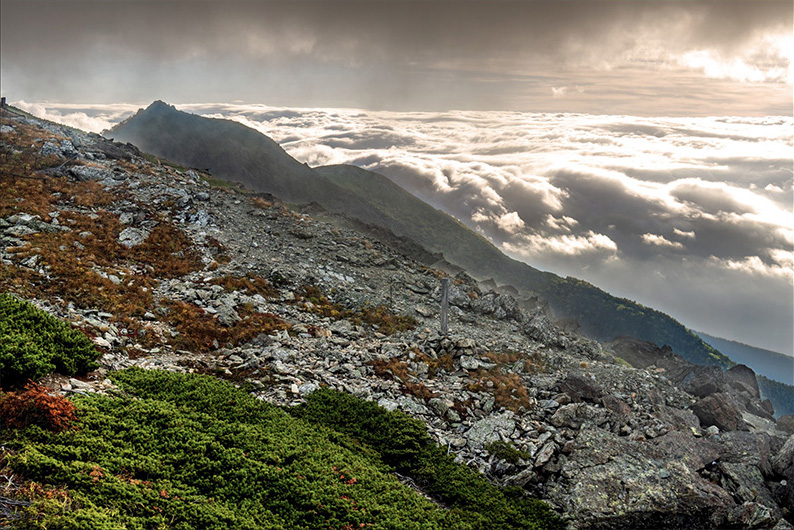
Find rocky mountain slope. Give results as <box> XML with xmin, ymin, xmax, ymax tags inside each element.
<box><xmin>108</xmin><ymin>101</ymin><xmax>731</xmax><ymax>369</ymax></box>
<box><xmin>2</xmin><ymin>105</ymin><xmax>793</xmax><ymax>529</ymax></box>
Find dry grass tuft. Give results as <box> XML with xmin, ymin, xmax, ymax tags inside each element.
<box><xmin>209</xmin><ymin>274</ymin><xmax>278</xmax><ymax>298</ymax></box>
<box><xmin>467</xmin><ymin>369</ymin><xmax>532</xmax><ymax>413</ymax></box>
<box><xmin>369</xmin><ymin>358</ymin><xmax>437</xmax><ymax>401</ymax></box>
<box><xmin>164</xmin><ymin>301</ymin><xmax>289</xmax><ymax>353</ymax></box>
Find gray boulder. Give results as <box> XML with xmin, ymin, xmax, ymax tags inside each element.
<box><xmin>558</xmin><ymin>373</ymin><xmax>604</xmax><ymax>403</ymax></box>
<box><xmin>653</xmin><ymin>431</ymin><xmax>721</xmax><ymax>471</ymax></box>
<box><xmin>550</xmin><ymin>402</ymin><xmax>607</xmax><ymax>430</ymax></box>
<box><xmin>772</xmin><ymin>435</ymin><xmax>794</xmax><ymax>480</ymax></box>
<box><xmin>547</xmin><ymin>427</ymin><xmax>736</xmax><ymax>529</ymax></box>
<box><xmin>69</xmin><ymin>165</ymin><xmax>113</xmax><ymax>182</ymax></box>
<box><xmin>725</xmin><ymin>364</ymin><xmax>761</xmax><ymax>399</ymax></box>
<box><xmin>118</xmin><ymin>227</ymin><xmax>149</xmax><ymax>248</ymax></box>
<box><xmin>682</xmin><ymin>366</ymin><xmax>726</xmax><ymax>398</ymax></box>
<box><xmin>776</xmin><ymin>415</ymin><xmax>794</xmax><ymax>435</ymax></box>
<box><xmin>693</xmin><ymin>393</ymin><xmax>748</xmax><ymax>432</ymax></box>
<box><xmin>465</xmin><ymin>411</ymin><xmax>515</xmax><ymax>448</ymax></box>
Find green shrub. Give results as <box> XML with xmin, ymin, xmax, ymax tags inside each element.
<box><xmin>1</xmin><ymin>370</ymin><xmax>448</xmax><ymax>529</ymax></box>
<box><xmin>2</xmin><ymin>371</ymin><xmax>563</xmax><ymax>529</ymax></box>
<box><xmin>291</xmin><ymin>387</ymin><xmax>430</xmax><ymax>468</ymax></box>
<box><xmin>485</xmin><ymin>441</ymin><xmax>531</xmax><ymax>465</ymax></box>
<box><xmin>0</xmin><ymin>293</ymin><xmax>99</xmax><ymax>387</ymax></box>
<box><xmin>292</xmin><ymin>387</ymin><xmax>565</xmax><ymax>530</ymax></box>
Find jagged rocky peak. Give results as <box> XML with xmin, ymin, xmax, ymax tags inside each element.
<box><xmin>143</xmin><ymin>99</ymin><xmax>176</xmax><ymax>113</ymax></box>
<box><xmin>2</xmin><ymin>107</ymin><xmax>794</xmax><ymax>530</ymax></box>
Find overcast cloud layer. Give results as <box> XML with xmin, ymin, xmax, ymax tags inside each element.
<box><xmin>17</xmin><ymin>101</ymin><xmax>793</xmax><ymax>356</ymax></box>
<box><xmin>1</xmin><ymin>0</ymin><xmax>791</xmax><ymax>116</ymax></box>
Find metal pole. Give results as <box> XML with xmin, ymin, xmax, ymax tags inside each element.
<box><xmin>440</xmin><ymin>278</ymin><xmax>450</xmax><ymax>336</ymax></box>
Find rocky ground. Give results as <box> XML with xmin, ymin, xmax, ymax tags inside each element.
<box><xmin>2</xmin><ymin>106</ymin><xmax>793</xmax><ymax>529</ymax></box>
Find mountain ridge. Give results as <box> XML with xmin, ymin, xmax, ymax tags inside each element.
<box><xmin>108</xmin><ymin>101</ymin><xmax>730</xmax><ymax>369</ymax></box>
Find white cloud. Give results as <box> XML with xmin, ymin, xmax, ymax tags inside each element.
<box><xmin>496</xmin><ymin>211</ymin><xmax>525</xmax><ymax>234</ymax></box>
<box><xmin>551</xmin><ymin>86</ymin><xmax>585</xmax><ymax>99</ymax></box>
<box><xmin>546</xmin><ymin>215</ymin><xmax>579</xmax><ymax>232</ymax></box>
<box><xmin>709</xmin><ymin>255</ymin><xmax>793</xmax><ymax>280</ymax></box>
<box><xmin>673</xmin><ymin>228</ymin><xmax>696</xmax><ymax>239</ymax></box>
<box><xmin>507</xmin><ymin>231</ymin><xmax>618</xmax><ymax>257</ymax></box>
<box><xmin>14</xmin><ymin>100</ymin><xmax>138</xmax><ymax>132</ymax></box>
<box><xmin>642</xmin><ymin>233</ymin><xmax>684</xmax><ymax>250</ymax></box>
<box><xmin>677</xmin><ymin>32</ymin><xmax>793</xmax><ymax>85</ymax></box>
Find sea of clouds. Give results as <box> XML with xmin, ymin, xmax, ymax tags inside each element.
<box><xmin>16</xmin><ymin>101</ymin><xmax>793</xmax><ymax>355</ymax></box>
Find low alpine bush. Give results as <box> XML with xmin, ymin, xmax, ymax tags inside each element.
<box><xmin>0</xmin><ymin>293</ymin><xmax>99</xmax><ymax>387</ymax></box>
<box><xmin>292</xmin><ymin>387</ymin><xmax>566</xmax><ymax>530</ymax></box>
<box><xmin>0</xmin><ymin>381</ymin><xmax>78</xmax><ymax>432</ymax></box>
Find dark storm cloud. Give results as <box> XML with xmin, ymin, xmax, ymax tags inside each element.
<box><xmin>2</xmin><ymin>0</ymin><xmax>791</xmax><ymax>114</ymax></box>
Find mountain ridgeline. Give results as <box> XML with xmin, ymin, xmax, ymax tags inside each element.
<box><xmin>109</xmin><ymin>101</ymin><xmax>731</xmax><ymax>369</ymax></box>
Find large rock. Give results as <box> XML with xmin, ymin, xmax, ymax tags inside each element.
<box><xmin>550</xmin><ymin>402</ymin><xmax>607</xmax><ymax>430</ymax></box>
<box><xmin>547</xmin><ymin>427</ymin><xmax>736</xmax><ymax>529</ymax></box>
<box><xmin>693</xmin><ymin>393</ymin><xmax>747</xmax><ymax>432</ymax></box>
<box><xmin>772</xmin><ymin>435</ymin><xmax>794</xmax><ymax>480</ymax></box>
<box><xmin>465</xmin><ymin>411</ymin><xmax>515</xmax><ymax>449</ymax></box>
<box><xmin>69</xmin><ymin>165</ymin><xmax>114</xmax><ymax>182</ymax></box>
<box><xmin>725</xmin><ymin>364</ymin><xmax>761</xmax><ymax>399</ymax></box>
<box><xmin>717</xmin><ymin>462</ymin><xmax>781</xmax><ymax>519</ymax></box>
<box><xmin>558</xmin><ymin>373</ymin><xmax>604</xmax><ymax>403</ymax></box>
<box><xmin>653</xmin><ymin>431</ymin><xmax>721</xmax><ymax>471</ymax></box>
<box><xmin>523</xmin><ymin>313</ymin><xmax>558</xmax><ymax>345</ymax></box>
<box><xmin>745</xmin><ymin>399</ymin><xmax>776</xmax><ymax>422</ymax></box>
<box><xmin>118</xmin><ymin>227</ymin><xmax>149</xmax><ymax>248</ymax></box>
<box><xmin>608</xmin><ymin>337</ymin><xmax>680</xmax><ymax>370</ymax></box>
<box><xmin>681</xmin><ymin>366</ymin><xmax>726</xmax><ymax>398</ymax></box>
<box><xmin>601</xmin><ymin>394</ymin><xmax>632</xmax><ymax>417</ymax></box>
<box><xmin>776</xmin><ymin>416</ymin><xmax>794</xmax><ymax>435</ymax></box>
<box><xmin>719</xmin><ymin>431</ymin><xmax>774</xmax><ymax>477</ymax></box>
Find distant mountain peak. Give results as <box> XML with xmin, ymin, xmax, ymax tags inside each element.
<box><xmin>143</xmin><ymin>100</ymin><xmax>176</xmax><ymax>114</ymax></box>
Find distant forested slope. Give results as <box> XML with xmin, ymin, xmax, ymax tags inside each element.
<box><xmin>696</xmin><ymin>331</ymin><xmax>793</xmax><ymax>386</ymax></box>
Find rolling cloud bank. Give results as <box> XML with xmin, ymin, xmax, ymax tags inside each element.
<box><xmin>18</xmin><ymin>102</ymin><xmax>793</xmax><ymax>356</ymax></box>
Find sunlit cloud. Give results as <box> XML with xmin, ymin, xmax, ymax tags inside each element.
<box><xmin>678</xmin><ymin>32</ymin><xmax>793</xmax><ymax>85</ymax></box>
<box><xmin>709</xmin><ymin>255</ymin><xmax>793</xmax><ymax>280</ymax></box>
<box><xmin>642</xmin><ymin>234</ymin><xmax>684</xmax><ymax>250</ymax></box>
<box><xmin>13</xmin><ymin>101</ymin><xmax>139</xmax><ymax>132</ymax></box>
<box><xmin>551</xmin><ymin>86</ymin><xmax>585</xmax><ymax>99</ymax></box>
<box><xmin>506</xmin><ymin>231</ymin><xmax>618</xmax><ymax>258</ymax></box>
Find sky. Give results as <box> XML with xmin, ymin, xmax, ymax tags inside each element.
<box><xmin>1</xmin><ymin>1</ymin><xmax>792</xmax><ymax>354</ymax></box>
<box><xmin>1</xmin><ymin>0</ymin><xmax>792</xmax><ymax>115</ymax></box>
